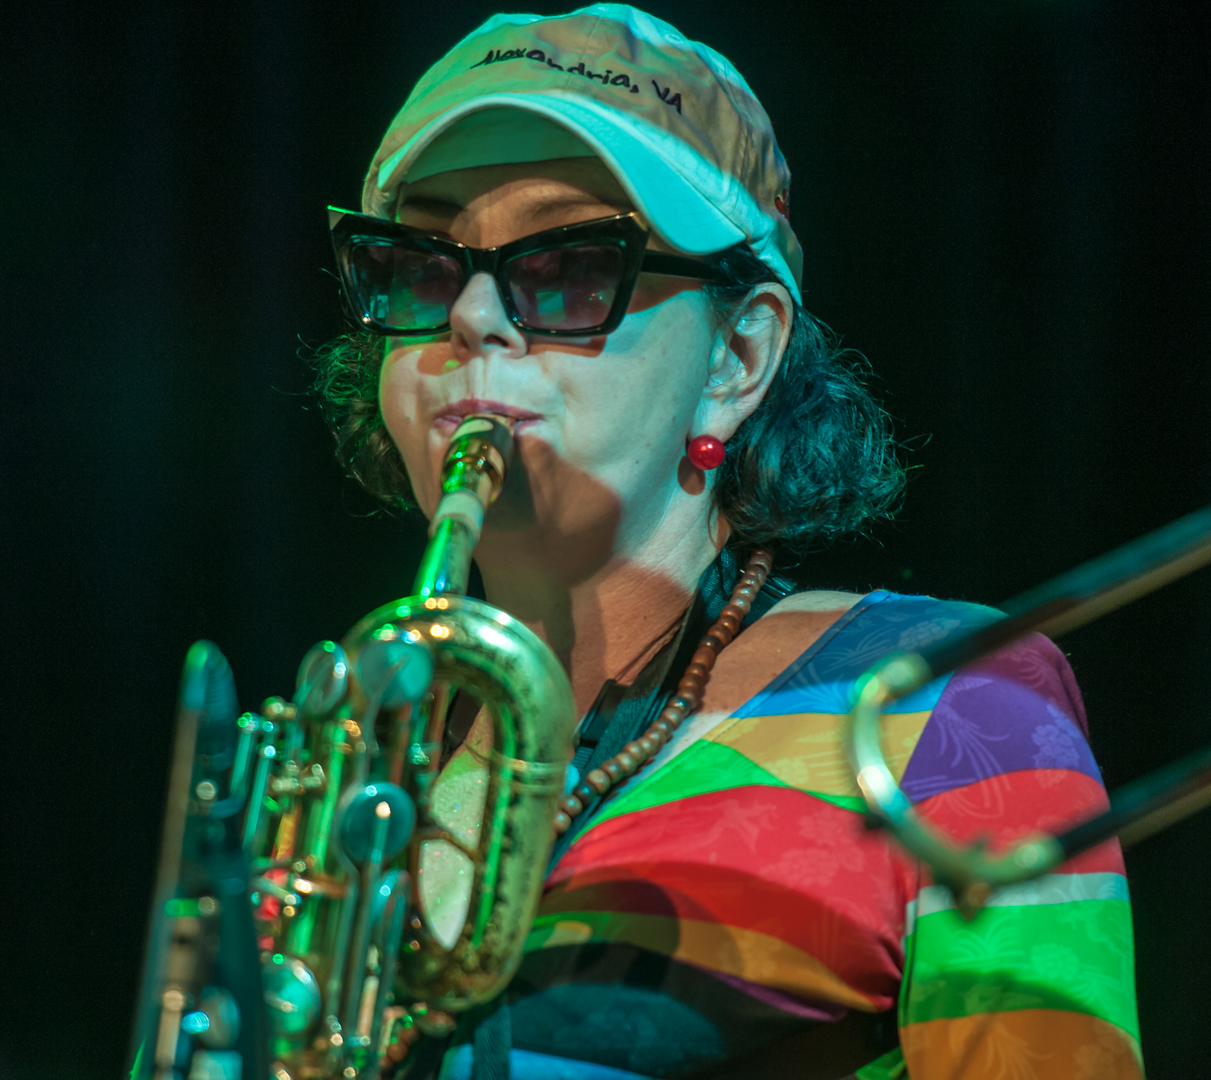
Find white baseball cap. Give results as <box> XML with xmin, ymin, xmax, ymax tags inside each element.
<box><xmin>362</xmin><ymin>4</ymin><xmax>803</xmax><ymax>302</ymax></box>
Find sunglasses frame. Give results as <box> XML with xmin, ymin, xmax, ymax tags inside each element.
<box><xmin>327</xmin><ymin>208</ymin><xmax>730</xmax><ymax>337</ymax></box>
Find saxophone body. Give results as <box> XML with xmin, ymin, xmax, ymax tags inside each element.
<box><xmin>131</xmin><ymin>416</ymin><xmax>576</xmax><ymax>1080</ymax></box>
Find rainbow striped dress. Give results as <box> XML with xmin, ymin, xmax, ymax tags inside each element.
<box><xmin>440</xmin><ymin>591</ymin><xmax>1142</xmax><ymax>1079</ymax></box>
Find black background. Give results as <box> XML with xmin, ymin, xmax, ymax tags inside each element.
<box><xmin>3</xmin><ymin>2</ymin><xmax>1208</xmax><ymax>1077</ymax></box>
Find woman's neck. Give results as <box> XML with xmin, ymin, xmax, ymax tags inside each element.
<box><xmin>475</xmin><ymin>526</ymin><xmax>722</xmax><ymax>716</ymax></box>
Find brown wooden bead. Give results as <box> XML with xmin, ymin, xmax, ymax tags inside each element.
<box><xmin>585</xmin><ymin>768</ymin><xmax>612</xmax><ymax>795</ymax></box>
<box><xmin>614</xmin><ymin>751</ymin><xmax>638</xmax><ymax>774</ymax></box>
<box><xmin>667</xmin><ymin>694</ymin><xmax>695</xmax><ymax>713</ymax></box>
<box><xmin>679</xmin><ymin>679</ymin><xmax>705</xmax><ymax>701</ymax></box>
<box><xmin>573</xmin><ymin>781</ymin><xmax>596</xmax><ymax>804</ymax></box>
<box><xmin>602</xmin><ymin>760</ymin><xmax>625</xmax><ymax>782</ymax></box>
<box><xmin>622</xmin><ymin>740</ymin><xmax>646</xmax><ymax>760</ymax></box>
<box><xmin>553</xmin><ymin>811</ymin><xmax>571</xmax><ymax>834</ymax></box>
<box><xmin>685</xmin><ymin>661</ymin><xmax>710</xmax><ymax>681</ymax></box>
<box><xmin>651</xmin><ymin>718</ymin><xmax>675</xmax><ymax>738</ymax></box>
<box><xmin>691</xmin><ymin>647</ymin><xmax>717</xmax><ymax>669</ymax></box>
<box><xmin>637</xmin><ymin>734</ymin><xmax>661</xmax><ymax>757</ymax></box>
<box><xmin>699</xmin><ymin>633</ymin><xmax>725</xmax><ymax>653</ymax></box>
<box><xmin>559</xmin><ymin>794</ymin><xmax>583</xmax><ymax>817</ymax></box>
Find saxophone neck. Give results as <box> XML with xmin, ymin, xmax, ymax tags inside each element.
<box><xmin>413</xmin><ymin>415</ymin><xmax>515</xmax><ymax>598</ymax></box>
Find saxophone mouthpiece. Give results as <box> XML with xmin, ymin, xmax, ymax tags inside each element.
<box><xmin>481</xmin><ymin>411</ymin><xmax>518</xmax><ymax>433</ymax></box>
<box><xmin>445</xmin><ymin>414</ymin><xmax>516</xmax><ymax>466</ymax></box>
<box><xmin>429</xmin><ymin>415</ymin><xmax>516</xmax><ymax>548</ymax></box>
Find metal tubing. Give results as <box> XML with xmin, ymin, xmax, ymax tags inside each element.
<box><xmin>1057</xmin><ymin>740</ymin><xmax>1211</xmax><ymax>857</ymax></box>
<box><xmin>412</xmin><ymin>516</ymin><xmax>477</xmax><ymax>598</ymax></box>
<box><xmin>343</xmin><ymin>806</ymin><xmax>393</xmax><ymax>1035</ymax></box>
<box><xmin>242</xmin><ymin>741</ymin><xmax>276</xmax><ymax>851</ymax></box>
<box><xmin>367</xmin><ymin>874</ymin><xmax>410</xmax><ymax>1077</ymax></box>
<box><xmin>846</xmin><ymin>502</ymin><xmax>1211</xmax><ymax>917</ymax></box>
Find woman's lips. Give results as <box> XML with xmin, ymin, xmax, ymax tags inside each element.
<box><xmin>434</xmin><ymin>398</ymin><xmax>543</xmax><ymax>432</ymax></box>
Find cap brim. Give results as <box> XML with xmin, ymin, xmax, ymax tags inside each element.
<box><xmin>367</xmin><ymin>92</ymin><xmax>746</xmax><ymax>258</ymax></box>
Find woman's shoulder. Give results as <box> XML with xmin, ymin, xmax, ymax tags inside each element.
<box><xmin>763</xmin><ymin>588</ymin><xmax>868</xmax><ymax>614</ymax></box>
<box><xmin>687</xmin><ymin>588</ymin><xmax>1097</xmax><ymax>827</ymax></box>
<box><xmin>702</xmin><ymin>587</ymin><xmax>1068</xmax><ymax>725</ymax></box>
<box><xmin>699</xmin><ymin>588</ymin><xmax>867</xmax><ymax>717</ymax></box>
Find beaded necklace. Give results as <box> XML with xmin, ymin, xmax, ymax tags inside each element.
<box><xmin>553</xmin><ymin>548</ymin><xmax>773</xmax><ymax>834</ymax></box>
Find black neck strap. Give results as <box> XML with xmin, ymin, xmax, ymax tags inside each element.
<box><xmin>548</xmin><ymin>547</ymin><xmax>797</xmax><ymax>871</ymax></box>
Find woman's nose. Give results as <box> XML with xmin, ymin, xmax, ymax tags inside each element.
<box><xmin>448</xmin><ymin>272</ymin><xmax>528</xmax><ymax>361</ymax></box>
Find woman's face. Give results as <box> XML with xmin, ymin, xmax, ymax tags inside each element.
<box><xmin>379</xmin><ymin>157</ymin><xmax>726</xmax><ymax>572</ymax></box>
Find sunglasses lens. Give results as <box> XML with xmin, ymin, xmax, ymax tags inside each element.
<box><xmin>506</xmin><ymin>245</ymin><xmax>624</xmax><ymax>332</ymax></box>
<box><xmin>346</xmin><ymin>241</ymin><xmax>463</xmax><ymax>330</ymax></box>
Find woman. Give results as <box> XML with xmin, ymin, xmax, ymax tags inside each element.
<box><xmin>317</xmin><ymin>6</ymin><xmax>1141</xmax><ymax>1078</ymax></box>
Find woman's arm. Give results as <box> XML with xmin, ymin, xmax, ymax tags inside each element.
<box><xmin>896</xmin><ymin>632</ymin><xmax>1142</xmax><ymax>1079</ymax></box>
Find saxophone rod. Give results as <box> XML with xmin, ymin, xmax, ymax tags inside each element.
<box><xmin>848</xmin><ymin>502</ymin><xmax>1211</xmax><ymax>913</ymax></box>
<box><xmin>412</xmin><ymin>415</ymin><xmax>516</xmax><ymax>598</ymax></box>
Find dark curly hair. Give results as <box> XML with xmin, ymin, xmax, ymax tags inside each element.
<box><xmin>311</xmin><ymin>246</ymin><xmax>904</xmax><ymax>559</ymax></box>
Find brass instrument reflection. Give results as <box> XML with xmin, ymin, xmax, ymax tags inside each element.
<box><xmin>130</xmin><ymin>416</ymin><xmax>576</xmax><ymax>1080</ymax></box>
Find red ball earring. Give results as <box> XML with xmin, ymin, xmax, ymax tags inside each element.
<box><xmin>687</xmin><ymin>434</ymin><xmax>726</xmax><ymax>471</ymax></box>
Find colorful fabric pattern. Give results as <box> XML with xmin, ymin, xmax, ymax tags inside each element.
<box><xmin>444</xmin><ymin>592</ymin><xmax>1142</xmax><ymax>1079</ymax></box>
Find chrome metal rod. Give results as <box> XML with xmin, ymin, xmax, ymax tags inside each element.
<box><xmin>922</xmin><ymin>502</ymin><xmax>1211</xmax><ymax>677</ymax></box>
<box><xmin>1058</xmin><ymin>740</ymin><xmax>1211</xmax><ymax>857</ymax></box>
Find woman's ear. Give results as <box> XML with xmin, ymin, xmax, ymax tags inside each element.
<box><xmin>695</xmin><ymin>282</ymin><xmax>793</xmax><ymax>440</ymax></box>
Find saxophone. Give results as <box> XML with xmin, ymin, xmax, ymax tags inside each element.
<box><xmin>130</xmin><ymin>415</ymin><xmax>577</xmax><ymax>1080</ymax></box>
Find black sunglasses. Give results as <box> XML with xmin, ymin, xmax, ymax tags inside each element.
<box><xmin>327</xmin><ymin>208</ymin><xmax>730</xmax><ymax>337</ymax></box>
